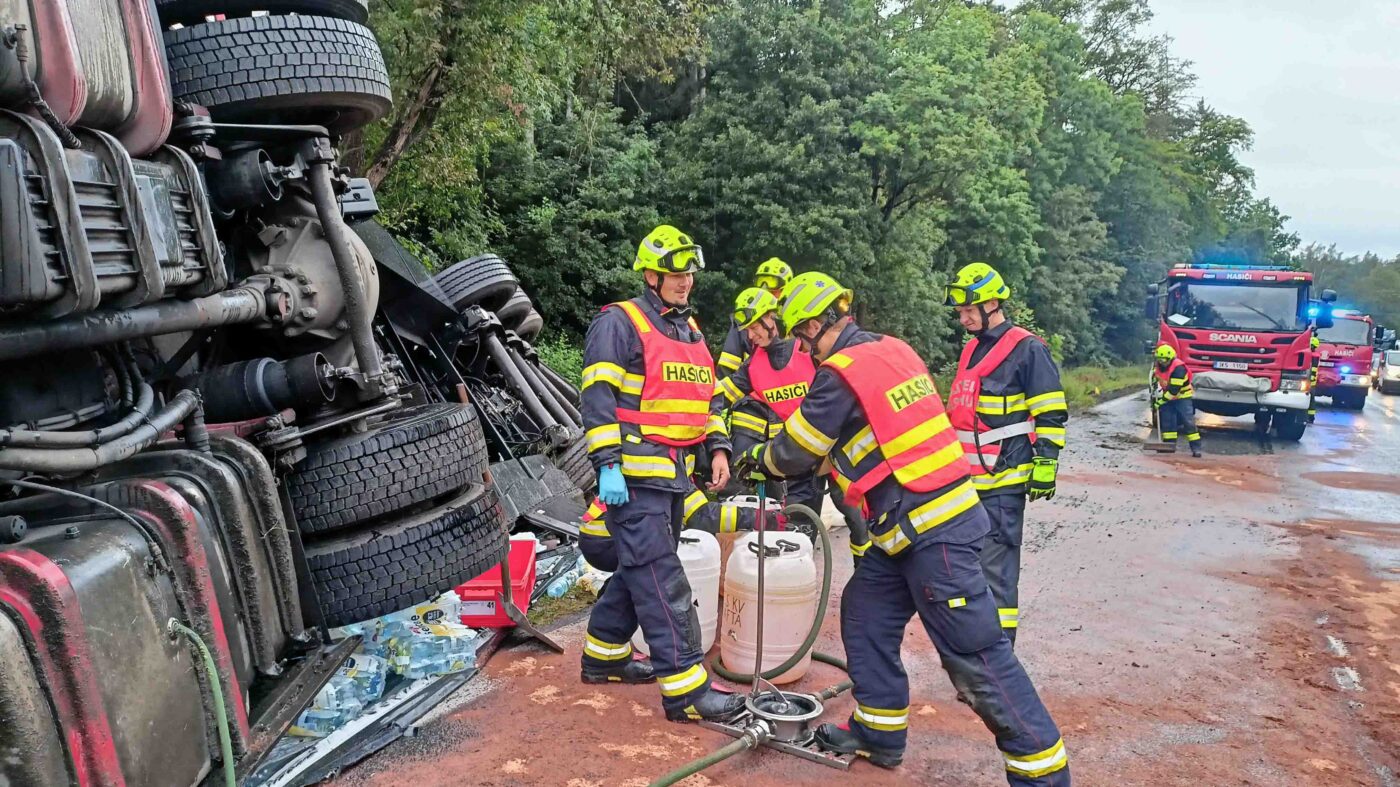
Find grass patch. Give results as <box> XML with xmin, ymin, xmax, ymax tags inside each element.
<box><xmin>1062</xmin><ymin>363</ymin><xmax>1149</xmax><ymax>409</ymax></box>
<box><xmin>527</xmin><ymin>585</ymin><xmax>596</xmax><ymax>627</ymax></box>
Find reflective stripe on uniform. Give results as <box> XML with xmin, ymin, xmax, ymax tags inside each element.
<box><xmin>706</xmin><ymin>414</ymin><xmax>727</xmax><ymax>437</ymax></box>
<box><xmin>1025</xmin><ymin>391</ymin><xmax>1067</xmax><ymax>416</ymax></box>
<box><xmin>853</xmin><ymin>704</ymin><xmax>909</xmax><ymax>732</ymax></box>
<box><xmin>658</xmin><ymin>664</ymin><xmax>708</xmax><ymax>697</ymax></box>
<box><xmin>718</xmin><ymin>351</ymin><xmax>743</xmax><ymax>372</ymax></box>
<box><xmin>1003</xmin><ymin>738</ymin><xmax>1068</xmax><ymax>779</ymax></box>
<box><xmin>582</xmin><ymin>362</ymin><xmax>627</xmax><ymax>390</ymax></box>
<box><xmin>850</xmin><ymin>539</ymin><xmax>870</xmax><ymax>557</ymax></box>
<box><xmin>1185</xmin><ymin>432</ymin><xmax>1200</xmax><ymax>441</ymax></box>
<box><xmin>1161</xmin><ymin>431</ymin><xmax>1177</xmax><ymax>440</ymax></box>
<box><xmin>717</xmin><ymin>377</ymin><xmax>744</xmax><ymax>403</ymax></box>
<box><xmin>785</xmin><ymin>408</ymin><xmax>836</xmax><ymax>455</ymax></box>
<box><xmin>970</xmin><ymin>462</ymin><xmax>1032</xmax><ymax>491</ymax></box>
<box><xmin>976</xmin><ymin>393</ymin><xmax>1027</xmax><ymax>416</ymax></box>
<box><xmin>586</xmin><ymin>423</ymin><xmax>622</xmax><ymax>452</ymax></box>
<box><xmin>998</xmin><ymin>607</ymin><xmax>1019</xmax><ymax>629</ymax></box>
<box><xmin>1036</xmin><ymin>425</ymin><xmax>1066</xmax><ymax>447</ymax></box>
<box><xmin>719</xmin><ymin>505</ymin><xmax>740</xmax><ymax>533</ymax></box>
<box><xmin>584</xmin><ymin>634</ymin><xmax>632</xmax><ymax>661</ymax></box>
<box><xmin>620</xmin><ymin>454</ymin><xmax>677</xmax><ymax>479</ymax></box>
<box><xmin>730</xmin><ymin>410</ymin><xmax>772</xmax><ymax>435</ymax></box>
<box><xmin>871</xmin><ymin>481</ymin><xmax>980</xmax><ymax>555</ymax></box>
<box><xmin>842</xmin><ymin>425</ymin><xmax>878</xmax><ymax>467</ymax></box>
<box><xmin>580</xmin><ymin>519</ymin><xmax>610</xmax><ymax>538</ymax></box>
<box><xmin>620</xmin><ymin>373</ymin><xmax>644</xmax><ymax>396</ymax></box>
<box><xmin>683</xmin><ymin>490</ymin><xmax>709</xmax><ymax>523</ymax></box>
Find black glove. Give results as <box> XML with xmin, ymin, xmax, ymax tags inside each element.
<box><xmin>733</xmin><ymin>443</ymin><xmax>766</xmax><ymax>481</ymax></box>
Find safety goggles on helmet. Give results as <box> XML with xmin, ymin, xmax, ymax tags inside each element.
<box><xmin>645</xmin><ymin>244</ymin><xmax>705</xmax><ymax>274</ymax></box>
<box><xmin>733</xmin><ymin>288</ymin><xmax>780</xmax><ymax>329</ymax></box>
<box><xmin>754</xmin><ymin>274</ymin><xmax>783</xmax><ymax>291</ymax></box>
<box><xmin>944</xmin><ymin>262</ymin><xmax>1011</xmax><ymax>307</ymax></box>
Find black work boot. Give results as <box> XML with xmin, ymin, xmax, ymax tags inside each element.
<box><xmin>581</xmin><ymin>658</ymin><xmax>655</xmax><ymax>685</ymax></box>
<box><xmin>1190</xmin><ymin>443</ymin><xmax>1202</xmax><ymax>458</ymax></box>
<box><xmin>814</xmin><ymin>723</ymin><xmax>903</xmax><ymax>768</ymax></box>
<box><xmin>665</xmin><ymin>688</ymin><xmax>744</xmax><ymax>723</ymax></box>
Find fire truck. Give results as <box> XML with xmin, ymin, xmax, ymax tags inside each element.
<box><xmin>1313</xmin><ymin>310</ymin><xmax>1374</xmax><ymax>410</ymax></box>
<box><xmin>1146</xmin><ymin>264</ymin><xmax>1335</xmax><ymax>441</ymax></box>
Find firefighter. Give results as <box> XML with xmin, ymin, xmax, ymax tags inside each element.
<box><xmin>717</xmin><ymin>257</ymin><xmax>793</xmax><ymax>376</ymax></box>
<box><xmin>712</xmin><ymin>289</ymin><xmax>824</xmax><ymax>507</ymax></box>
<box><xmin>944</xmin><ymin>262</ymin><xmax>1068</xmax><ymax>648</ymax></box>
<box><xmin>735</xmin><ymin>272</ymin><xmax>1069</xmax><ymax>784</ymax></box>
<box><xmin>1152</xmin><ymin>344</ymin><xmax>1201</xmax><ymax>457</ymax></box>
<box><xmin>1307</xmin><ymin>334</ymin><xmax>1320</xmax><ymax>422</ymax></box>
<box><xmin>577</xmin><ymin>225</ymin><xmax>743</xmax><ymax>722</ymax></box>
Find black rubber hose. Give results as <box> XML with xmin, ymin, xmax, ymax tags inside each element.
<box><xmin>649</xmin><ymin>735</ymin><xmax>757</xmax><ymax>787</ymax></box>
<box><xmin>709</xmin><ymin>503</ymin><xmax>847</xmax><ymax>685</ymax></box>
<box><xmin>0</xmin><ymin>355</ymin><xmax>155</xmax><ymax>447</ymax></box>
<box><xmin>0</xmin><ymin>390</ymin><xmax>201</xmax><ymax>471</ymax></box>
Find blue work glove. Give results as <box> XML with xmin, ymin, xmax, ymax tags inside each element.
<box><xmin>597</xmin><ymin>464</ymin><xmax>629</xmax><ymax>506</ymax></box>
<box><xmin>1028</xmin><ymin>457</ymin><xmax>1057</xmax><ymax>502</ymax></box>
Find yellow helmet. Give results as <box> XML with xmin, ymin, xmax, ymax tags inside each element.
<box><xmin>753</xmin><ymin>257</ymin><xmax>793</xmax><ymax>291</ymax></box>
<box><xmin>1310</xmin><ymin>334</ymin><xmax>1320</xmax><ymax>349</ymax></box>
<box><xmin>780</xmin><ymin>271</ymin><xmax>852</xmax><ymax>336</ymax></box>
<box><xmin>1155</xmin><ymin>343</ymin><xmax>1177</xmax><ymax>363</ymax></box>
<box><xmin>634</xmin><ymin>225</ymin><xmax>705</xmax><ymax>274</ymax></box>
<box><xmin>733</xmin><ymin>287</ymin><xmax>780</xmax><ymax>329</ymax></box>
<box><xmin>945</xmin><ymin>262</ymin><xmax>1011</xmax><ymax>306</ymax></box>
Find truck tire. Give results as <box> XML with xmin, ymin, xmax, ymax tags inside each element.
<box><xmin>497</xmin><ymin>288</ymin><xmax>533</xmax><ymax>330</ymax></box>
<box><xmin>1273</xmin><ymin>412</ymin><xmax>1307</xmax><ymax>441</ymax></box>
<box><xmin>433</xmin><ymin>255</ymin><xmax>518</xmax><ymax>313</ymax></box>
<box><xmin>516</xmin><ymin>308</ymin><xmax>544</xmax><ymax>341</ymax></box>
<box><xmin>554</xmin><ymin>434</ymin><xmax>596</xmax><ymax>494</ymax></box>
<box><xmin>165</xmin><ymin>15</ymin><xmax>391</xmax><ymax>134</ymax></box>
<box><xmin>306</xmin><ymin>484</ymin><xmax>508</xmax><ymax>627</ymax></box>
<box><xmin>287</xmin><ymin>403</ymin><xmax>489</xmax><ymax>534</ymax></box>
<box><xmin>155</xmin><ymin>0</ymin><xmax>369</xmax><ymax>26</ymax></box>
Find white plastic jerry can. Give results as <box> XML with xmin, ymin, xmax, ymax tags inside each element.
<box><xmin>720</xmin><ymin>531</ymin><xmax>819</xmax><ymax>684</ymax></box>
<box><xmin>632</xmin><ymin>530</ymin><xmax>722</xmax><ymax>656</ymax></box>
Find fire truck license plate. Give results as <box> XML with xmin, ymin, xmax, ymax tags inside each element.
<box><xmin>1214</xmin><ymin>361</ymin><xmax>1249</xmax><ymax>371</ymax></box>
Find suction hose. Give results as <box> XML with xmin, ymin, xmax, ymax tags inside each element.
<box><xmin>649</xmin><ymin>503</ymin><xmax>852</xmax><ymax>787</ymax></box>
<box><xmin>710</xmin><ymin>503</ymin><xmax>847</xmax><ymax>687</ymax></box>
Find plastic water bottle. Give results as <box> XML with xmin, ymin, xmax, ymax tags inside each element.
<box><xmin>385</xmin><ymin>621</ymin><xmax>480</xmax><ymax>678</ymax></box>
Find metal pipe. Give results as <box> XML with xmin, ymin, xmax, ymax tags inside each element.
<box><xmin>485</xmin><ymin>334</ymin><xmax>559</xmax><ymax>432</ymax></box>
<box><xmin>524</xmin><ymin>357</ymin><xmax>581</xmax><ymax>425</ymax></box>
<box><xmin>0</xmin><ymin>390</ymin><xmax>200</xmax><ymax>471</ymax></box>
<box><xmin>538</xmin><ymin>362</ymin><xmax>581</xmax><ymax>407</ymax></box>
<box><xmin>0</xmin><ymin>288</ymin><xmax>266</xmax><ymax>362</ymax></box>
<box><xmin>306</xmin><ymin>151</ymin><xmax>384</xmax><ymax>387</ymax></box>
<box><xmin>752</xmin><ymin>479</ymin><xmax>768</xmax><ymax>699</ymax></box>
<box><xmin>512</xmin><ymin>347</ymin><xmax>578</xmax><ymax>429</ymax></box>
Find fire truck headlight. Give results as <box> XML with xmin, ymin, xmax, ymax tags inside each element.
<box><xmin>1280</xmin><ymin>378</ymin><xmax>1307</xmax><ymax>392</ymax></box>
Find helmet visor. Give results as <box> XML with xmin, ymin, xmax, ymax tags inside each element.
<box><xmin>656</xmin><ymin>245</ymin><xmax>705</xmax><ymax>273</ymax></box>
<box><xmin>735</xmin><ymin>304</ymin><xmax>774</xmax><ymax>328</ymax></box>
<box><xmin>754</xmin><ymin>274</ymin><xmax>783</xmax><ymax>290</ymax></box>
<box><xmin>944</xmin><ymin>285</ymin><xmax>973</xmax><ymax>306</ymax></box>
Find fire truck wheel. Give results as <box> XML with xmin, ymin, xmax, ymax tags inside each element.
<box><xmin>305</xmin><ymin>484</ymin><xmax>508</xmax><ymax>627</ymax></box>
<box><xmin>165</xmin><ymin>15</ymin><xmax>391</xmax><ymax>134</ymax></box>
<box><xmin>433</xmin><ymin>255</ymin><xmax>519</xmax><ymax>313</ymax></box>
<box><xmin>155</xmin><ymin>0</ymin><xmax>368</xmax><ymax>26</ymax></box>
<box><xmin>496</xmin><ymin>288</ymin><xmax>533</xmax><ymax>330</ymax></box>
<box><xmin>1273</xmin><ymin>412</ymin><xmax>1307</xmax><ymax>442</ymax></box>
<box><xmin>287</xmin><ymin>403</ymin><xmax>489</xmax><ymax>534</ymax></box>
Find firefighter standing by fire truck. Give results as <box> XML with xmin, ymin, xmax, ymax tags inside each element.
<box><xmin>944</xmin><ymin>263</ymin><xmax>1067</xmax><ymax>647</ymax></box>
<box><xmin>577</xmin><ymin>225</ymin><xmax>744</xmax><ymax>723</ymax></box>
<box><xmin>1307</xmin><ymin>334</ymin><xmax>1320</xmax><ymax>422</ymax></box>
<box><xmin>735</xmin><ymin>272</ymin><xmax>1069</xmax><ymax>784</ymax></box>
<box><xmin>1152</xmin><ymin>344</ymin><xmax>1202</xmax><ymax>456</ymax></box>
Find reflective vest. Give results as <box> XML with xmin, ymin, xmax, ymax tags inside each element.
<box><xmin>947</xmin><ymin>327</ymin><xmax>1037</xmax><ymax>476</ymax></box>
<box><xmin>748</xmin><ymin>345</ymin><xmax>815</xmax><ymax>421</ymax></box>
<box><xmin>1153</xmin><ymin>357</ymin><xmax>1194</xmax><ymax>399</ymax></box>
<box><xmin>823</xmin><ymin>337</ymin><xmax>969</xmax><ymax>506</ymax></box>
<box><xmin>609</xmin><ymin>300</ymin><xmax>716</xmax><ymax>448</ymax></box>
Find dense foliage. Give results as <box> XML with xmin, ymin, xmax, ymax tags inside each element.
<box><xmin>362</xmin><ymin>0</ymin><xmax>1315</xmax><ymax>367</ymax></box>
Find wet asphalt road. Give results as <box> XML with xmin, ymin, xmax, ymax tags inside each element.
<box><xmin>336</xmin><ymin>390</ymin><xmax>1400</xmax><ymax>787</ymax></box>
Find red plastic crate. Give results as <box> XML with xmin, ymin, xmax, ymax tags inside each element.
<box><xmin>457</xmin><ymin>539</ymin><xmax>537</xmax><ymax>628</ymax></box>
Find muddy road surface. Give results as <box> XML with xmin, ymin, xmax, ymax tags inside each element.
<box><xmin>335</xmin><ymin>392</ymin><xmax>1399</xmax><ymax>787</ymax></box>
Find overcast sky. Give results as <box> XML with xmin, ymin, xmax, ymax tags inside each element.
<box><xmin>1147</xmin><ymin>0</ymin><xmax>1400</xmax><ymax>258</ymax></box>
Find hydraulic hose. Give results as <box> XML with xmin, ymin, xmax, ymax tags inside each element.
<box><xmin>0</xmin><ymin>390</ymin><xmax>201</xmax><ymax>471</ymax></box>
<box><xmin>1</xmin><ymin>356</ymin><xmax>155</xmax><ymax>447</ymax></box>
<box><xmin>649</xmin><ymin>725</ymin><xmax>767</xmax><ymax>787</ymax></box>
<box><xmin>168</xmin><ymin>619</ymin><xmax>236</xmax><ymax>787</ymax></box>
<box><xmin>710</xmin><ymin>503</ymin><xmax>846</xmax><ymax>685</ymax></box>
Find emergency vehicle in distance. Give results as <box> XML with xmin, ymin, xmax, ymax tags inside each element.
<box><xmin>1146</xmin><ymin>263</ymin><xmax>1335</xmax><ymax>441</ymax></box>
<box><xmin>1313</xmin><ymin>310</ymin><xmax>1375</xmax><ymax>410</ymax></box>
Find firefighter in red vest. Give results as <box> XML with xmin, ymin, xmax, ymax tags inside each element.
<box><xmin>577</xmin><ymin>225</ymin><xmax>743</xmax><ymax>723</ymax></box>
<box><xmin>944</xmin><ymin>262</ymin><xmax>1067</xmax><ymax>648</ymax></box>
<box><xmin>735</xmin><ymin>272</ymin><xmax>1068</xmax><ymax>784</ymax></box>
<box><xmin>713</xmin><ymin>289</ymin><xmax>825</xmax><ymax>498</ymax></box>
<box><xmin>1152</xmin><ymin>344</ymin><xmax>1201</xmax><ymax>456</ymax></box>
<box><xmin>717</xmin><ymin>258</ymin><xmax>794</xmax><ymax>376</ymax></box>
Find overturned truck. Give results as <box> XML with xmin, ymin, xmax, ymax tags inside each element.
<box><xmin>0</xmin><ymin>2</ymin><xmax>591</xmax><ymax>784</ymax></box>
